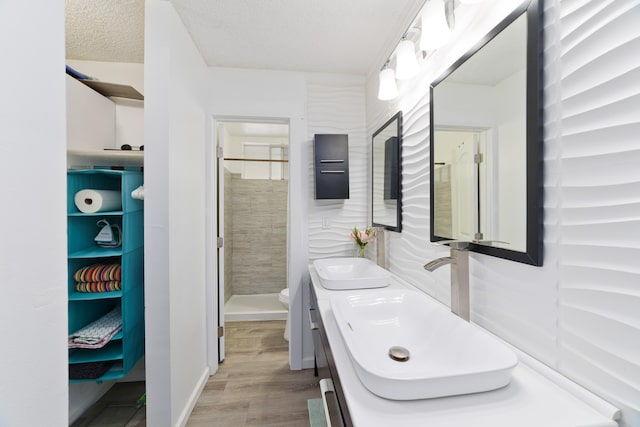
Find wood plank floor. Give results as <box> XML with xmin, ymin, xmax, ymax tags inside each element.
<box><xmin>186</xmin><ymin>320</ymin><xmax>320</xmax><ymax>427</ymax></box>
<box><xmin>71</xmin><ymin>381</ymin><xmax>146</xmax><ymax>427</ymax></box>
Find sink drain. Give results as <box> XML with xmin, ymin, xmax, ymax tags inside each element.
<box><xmin>388</xmin><ymin>346</ymin><xmax>410</xmax><ymax>362</ymax></box>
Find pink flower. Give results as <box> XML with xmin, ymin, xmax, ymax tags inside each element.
<box><xmin>350</xmin><ymin>226</ymin><xmax>376</xmax><ymax>248</ymax></box>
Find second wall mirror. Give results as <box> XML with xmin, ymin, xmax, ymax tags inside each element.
<box><xmin>372</xmin><ymin>111</ymin><xmax>402</xmax><ymax>232</ymax></box>
<box><xmin>430</xmin><ymin>0</ymin><xmax>543</xmax><ymax>265</ymax></box>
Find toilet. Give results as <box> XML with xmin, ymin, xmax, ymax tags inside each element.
<box><xmin>279</xmin><ymin>288</ymin><xmax>290</xmax><ymax>341</ymax></box>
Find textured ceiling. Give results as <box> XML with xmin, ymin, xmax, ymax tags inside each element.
<box><xmin>66</xmin><ymin>0</ymin><xmax>424</xmax><ymax>75</ymax></box>
<box><xmin>171</xmin><ymin>0</ymin><xmax>423</xmax><ymax>74</ymax></box>
<box><xmin>66</xmin><ymin>0</ymin><xmax>144</xmax><ymax>63</ymax></box>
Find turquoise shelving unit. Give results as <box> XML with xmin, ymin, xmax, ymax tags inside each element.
<box><xmin>67</xmin><ymin>169</ymin><xmax>144</xmax><ymax>383</ymax></box>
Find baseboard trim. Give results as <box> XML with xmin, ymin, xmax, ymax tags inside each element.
<box><xmin>176</xmin><ymin>366</ymin><xmax>210</xmax><ymax>427</ymax></box>
<box><xmin>302</xmin><ymin>355</ymin><xmax>315</xmax><ymax>370</ymax></box>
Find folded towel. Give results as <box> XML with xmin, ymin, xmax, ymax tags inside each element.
<box><xmin>69</xmin><ymin>361</ymin><xmax>114</xmax><ymax>380</ymax></box>
<box><xmin>75</xmin><ymin>281</ymin><xmax>121</xmax><ymax>293</ymax></box>
<box><xmin>73</xmin><ymin>263</ymin><xmax>121</xmax><ymax>283</ymax></box>
<box><xmin>69</xmin><ymin>306</ymin><xmax>122</xmax><ymax>349</ymax></box>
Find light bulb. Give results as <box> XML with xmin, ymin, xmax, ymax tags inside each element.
<box><xmin>395</xmin><ymin>39</ymin><xmax>420</xmax><ymax>80</ymax></box>
<box><xmin>420</xmin><ymin>0</ymin><xmax>452</xmax><ymax>52</ymax></box>
<box><xmin>378</xmin><ymin>68</ymin><xmax>398</xmax><ymax>101</ymax></box>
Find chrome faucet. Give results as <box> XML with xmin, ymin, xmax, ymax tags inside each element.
<box><xmin>424</xmin><ymin>241</ymin><xmax>470</xmax><ymax>321</ymax></box>
<box><xmin>375</xmin><ymin>227</ymin><xmax>385</xmax><ymax>268</ymax></box>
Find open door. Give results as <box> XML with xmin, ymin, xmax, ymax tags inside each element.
<box><xmin>451</xmin><ymin>133</ymin><xmax>479</xmax><ymax>241</ymax></box>
<box><xmin>216</xmin><ymin>125</ymin><xmax>226</xmax><ymax>362</ymax></box>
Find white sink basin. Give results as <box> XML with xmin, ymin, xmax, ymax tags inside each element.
<box><xmin>313</xmin><ymin>257</ymin><xmax>390</xmax><ymax>290</ymax></box>
<box><xmin>330</xmin><ymin>288</ymin><xmax>518</xmax><ymax>400</ymax></box>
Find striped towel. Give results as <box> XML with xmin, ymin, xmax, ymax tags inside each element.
<box><xmin>75</xmin><ymin>281</ymin><xmax>121</xmax><ymax>293</ymax></box>
<box><xmin>73</xmin><ymin>263</ymin><xmax>121</xmax><ymax>282</ymax></box>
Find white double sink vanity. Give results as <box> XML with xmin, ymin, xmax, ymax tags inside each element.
<box><xmin>308</xmin><ymin>257</ymin><xmax>619</xmax><ymax>427</ymax></box>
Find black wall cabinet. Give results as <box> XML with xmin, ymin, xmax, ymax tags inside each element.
<box><xmin>314</xmin><ymin>134</ymin><xmax>349</xmax><ymax>199</ymax></box>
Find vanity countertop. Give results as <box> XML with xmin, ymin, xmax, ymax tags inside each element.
<box><xmin>309</xmin><ymin>265</ymin><xmax>618</xmax><ymax>427</ymax></box>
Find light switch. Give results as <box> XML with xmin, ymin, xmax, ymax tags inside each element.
<box><xmin>322</xmin><ymin>216</ymin><xmax>331</xmax><ymax>229</ymax></box>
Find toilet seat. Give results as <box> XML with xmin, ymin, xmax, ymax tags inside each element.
<box><xmin>279</xmin><ymin>288</ymin><xmax>290</xmax><ymax>341</ymax></box>
<box><xmin>278</xmin><ymin>288</ymin><xmax>289</xmax><ymax>306</ymax></box>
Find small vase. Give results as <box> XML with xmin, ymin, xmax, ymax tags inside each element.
<box><xmin>357</xmin><ymin>245</ymin><xmax>366</xmax><ymax>258</ymax></box>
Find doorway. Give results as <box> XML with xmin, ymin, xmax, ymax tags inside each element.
<box><xmin>433</xmin><ymin>128</ymin><xmax>494</xmax><ymax>242</ymax></box>
<box><xmin>216</xmin><ymin>119</ymin><xmax>290</xmax><ymax>360</ymax></box>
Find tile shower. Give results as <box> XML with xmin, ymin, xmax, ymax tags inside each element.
<box><xmin>223</xmin><ymin>168</ymin><xmax>288</xmax><ymax>320</ymax></box>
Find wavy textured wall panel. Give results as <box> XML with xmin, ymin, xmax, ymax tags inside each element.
<box><xmin>360</xmin><ymin>0</ymin><xmax>640</xmax><ymax>421</ymax></box>
<box><xmin>366</xmin><ymin>0</ymin><xmax>639</xmax><ymax>423</ymax></box>
<box><xmin>558</xmin><ymin>1</ymin><xmax>640</xmax><ymax>425</ymax></box>
<box><xmin>307</xmin><ymin>82</ymin><xmax>368</xmax><ymax>260</ymax></box>
<box><xmin>374</xmin><ymin>0</ymin><xmax>562</xmax><ymax>366</ymax></box>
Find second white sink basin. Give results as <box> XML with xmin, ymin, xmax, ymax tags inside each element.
<box><xmin>331</xmin><ymin>288</ymin><xmax>518</xmax><ymax>400</ymax></box>
<box><xmin>313</xmin><ymin>257</ymin><xmax>390</xmax><ymax>290</ymax></box>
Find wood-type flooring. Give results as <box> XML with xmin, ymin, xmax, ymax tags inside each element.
<box><xmin>75</xmin><ymin>320</ymin><xmax>319</xmax><ymax>426</ymax></box>
<box><xmin>186</xmin><ymin>320</ymin><xmax>320</xmax><ymax>426</ymax></box>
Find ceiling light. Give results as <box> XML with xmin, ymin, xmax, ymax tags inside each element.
<box><xmin>420</xmin><ymin>0</ymin><xmax>452</xmax><ymax>52</ymax></box>
<box><xmin>395</xmin><ymin>39</ymin><xmax>420</xmax><ymax>80</ymax></box>
<box><xmin>378</xmin><ymin>66</ymin><xmax>398</xmax><ymax>101</ymax></box>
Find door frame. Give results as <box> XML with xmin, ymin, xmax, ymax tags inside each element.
<box><xmin>207</xmin><ymin>114</ymin><xmax>305</xmax><ymax>371</ymax></box>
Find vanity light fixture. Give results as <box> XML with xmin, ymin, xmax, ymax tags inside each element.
<box><xmin>420</xmin><ymin>0</ymin><xmax>452</xmax><ymax>52</ymax></box>
<box><xmin>376</xmin><ymin>0</ymin><xmax>459</xmax><ymax>102</ymax></box>
<box><xmin>395</xmin><ymin>38</ymin><xmax>420</xmax><ymax>80</ymax></box>
<box><xmin>377</xmin><ymin>62</ymin><xmax>399</xmax><ymax>100</ymax></box>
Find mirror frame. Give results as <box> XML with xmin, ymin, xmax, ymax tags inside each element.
<box><xmin>372</xmin><ymin>111</ymin><xmax>403</xmax><ymax>232</ymax></box>
<box><xmin>429</xmin><ymin>0</ymin><xmax>543</xmax><ymax>266</ymax></box>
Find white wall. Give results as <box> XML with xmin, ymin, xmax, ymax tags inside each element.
<box><xmin>366</xmin><ymin>0</ymin><xmax>640</xmax><ymax>425</ymax></box>
<box><xmin>66</xmin><ymin>60</ymin><xmax>145</xmax><ymax>150</ymax></box>
<box><xmin>66</xmin><ymin>75</ymin><xmax>116</xmax><ymax>150</ymax></box>
<box><xmin>0</xmin><ymin>1</ymin><xmax>68</xmax><ymax>426</ymax></box>
<box><xmin>307</xmin><ymin>81</ymin><xmax>368</xmax><ymax>261</ymax></box>
<box><xmin>145</xmin><ymin>1</ymin><xmax>210</xmax><ymax>425</ymax></box>
<box><xmin>494</xmin><ymin>68</ymin><xmax>526</xmax><ymax>250</ymax></box>
<box><xmin>208</xmin><ymin>67</ymin><xmax>366</xmax><ymax>369</ymax></box>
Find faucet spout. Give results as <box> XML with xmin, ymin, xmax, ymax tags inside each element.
<box><xmin>423</xmin><ymin>256</ymin><xmax>454</xmax><ymax>271</ymax></box>
<box><xmin>424</xmin><ymin>246</ymin><xmax>470</xmax><ymax>321</ymax></box>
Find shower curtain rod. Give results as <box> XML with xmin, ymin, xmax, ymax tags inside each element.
<box><xmin>224</xmin><ymin>157</ymin><xmax>288</xmax><ymax>163</ymax></box>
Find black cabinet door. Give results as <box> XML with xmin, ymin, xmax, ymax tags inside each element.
<box><xmin>314</xmin><ymin>134</ymin><xmax>349</xmax><ymax>199</ymax></box>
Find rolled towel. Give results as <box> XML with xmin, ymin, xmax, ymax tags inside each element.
<box><xmin>73</xmin><ymin>263</ymin><xmax>121</xmax><ymax>283</ymax></box>
<box><xmin>75</xmin><ymin>281</ymin><xmax>121</xmax><ymax>293</ymax></box>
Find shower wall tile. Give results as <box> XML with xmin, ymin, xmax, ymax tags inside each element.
<box><xmin>229</xmin><ymin>173</ymin><xmax>288</xmax><ymax>295</ymax></box>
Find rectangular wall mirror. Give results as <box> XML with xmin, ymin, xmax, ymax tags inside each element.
<box><xmin>372</xmin><ymin>111</ymin><xmax>402</xmax><ymax>232</ymax></box>
<box><xmin>430</xmin><ymin>0</ymin><xmax>543</xmax><ymax>265</ymax></box>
